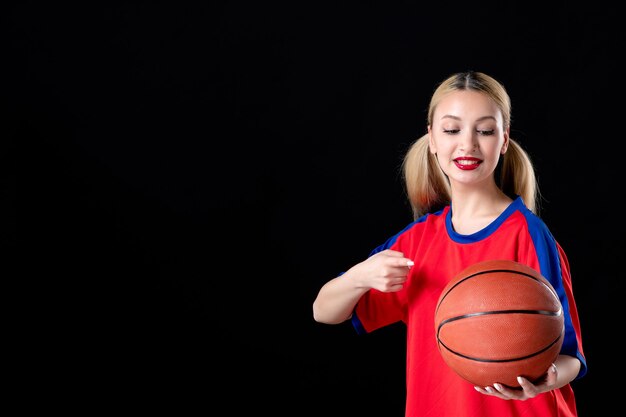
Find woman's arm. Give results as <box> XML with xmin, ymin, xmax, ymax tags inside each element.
<box><xmin>312</xmin><ymin>249</ymin><xmax>413</xmax><ymax>324</ymax></box>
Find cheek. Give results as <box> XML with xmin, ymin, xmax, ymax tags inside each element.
<box><xmin>431</xmin><ymin>138</ymin><xmax>453</xmax><ymax>155</ymax></box>
<box><xmin>479</xmin><ymin>137</ymin><xmax>505</xmax><ymax>157</ymax></box>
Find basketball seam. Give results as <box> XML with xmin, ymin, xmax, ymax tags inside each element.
<box><xmin>437</xmin><ymin>308</ymin><xmax>563</xmax><ymax>331</ymax></box>
<box><xmin>434</xmin><ymin>268</ymin><xmax>559</xmax><ymax>318</ymax></box>
<box><xmin>437</xmin><ymin>328</ymin><xmax>564</xmax><ymax>363</ymax></box>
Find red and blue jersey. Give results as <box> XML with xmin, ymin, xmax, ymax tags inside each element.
<box><xmin>351</xmin><ymin>196</ymin><xmax>587</xmax><ymax>417</ymax></box>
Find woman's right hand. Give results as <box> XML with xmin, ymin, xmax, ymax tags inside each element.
<box><xmin>313</xmin><ymin>249</ymin><xmax>414</xmax><ymax>324</ymax></box>
<box><xmin>352</xmin><ymin>249</ymin><xmax>413</xmax><ymax>293</ymax></box>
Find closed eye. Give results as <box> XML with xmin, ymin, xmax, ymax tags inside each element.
<box><xmin>478</xmin><ymin>130</ymin><xmax>495</xmax><ymax>136</ymax></box>
<box><xmin>443</xmin><ymin>129</ymin><xmax>460</xmax><ymax>134</ymax></box>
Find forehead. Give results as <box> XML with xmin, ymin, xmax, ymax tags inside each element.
<box><xmin>433</xmin><ymin>90</ymin><xmax>502</xmax><ymax>122</ymax></box>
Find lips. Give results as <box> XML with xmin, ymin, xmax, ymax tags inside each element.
<box><xmin>453</xmin><ymin>157</ymin><xmax>482</xmax><ymax>170</ymax></box>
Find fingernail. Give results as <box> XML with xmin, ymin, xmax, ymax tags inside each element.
<box><xmin>551</xmin><ymin>364</ymin><xmax>557</xmax><ymax>373</ymax></box>
<box><xmin>407</xmin><ymin>260</ymin><xmax>414</xmax><ymax>267</ymax></box>
<box><xmin>517</xmin><ymin>376</ymin><xmax>524</xmax><ymax>384</ymax></box>
<box><xmin>494</xmin><ymin>384</ymin><xmax>502</xmax><ymax>391</ymax></box>
<box><xmin>474</xmin><ymin>386</ymin><xmax>480</xmax><ymax>392</ymax></box>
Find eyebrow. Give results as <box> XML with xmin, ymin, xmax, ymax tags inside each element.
<box><xmin>440</xmin><ymin>115</ymin><xmax>498</xmax><ymax>122</ymax></box>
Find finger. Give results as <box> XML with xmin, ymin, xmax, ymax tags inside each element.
<box><xmin>482</xmin><ymin>386</ymin><xmax>505</xmax><ymax>398</ymax></box>
<box><xmin>385</xmin><ymin>257</ymin><xmax>413</xmax><ymax>269</ymax></box>
<box><xmin>378</xmin><ymin>250</ymin><xmax>413</xmax><ymax>267</ymax></box>
<box><xmin>383</xmin><ymin>249</ymin><xmax>406</xmax><ymax>258</ymax></box>
<box><xmin>387</xmin><ymin>283</ymin><xmax>405</xmax><ymax>292</ymax></box>
<box><xmin>517</xmin><ymin>376</ymin><xmax>530</xmax><ymax>389</ymax></box>
<box><xmin>381</xmin><ymin>277</ymin><xmax>408</xmax><ymax>292</ymax></box>
<box><xmin>387</xmin><ymin>263</ymin><xmax>413</xmax><ymax>276</ymax></box>
<box><xmin>545</xmin><ymin>363</ymin><xmax>558</xmax><ymax>386</ymax></box>
<box><xmin>474</xmin><ymin>385</ymin><xmax>505</xmax><ymax>399</ymax></box>
<box><xmin>384</xmin><ymin>277</ymin><xmax>408</xmax><ymax>290</ymax></box>
<box><xmin>517</xmin><ymin>377</ymin><xmax>538</xmax><ymax>398</ymax></box>
<box><xmin>474</xmin><ymin>386</ymin><xmax>488</xmax><ymax>394</ymax></box>
<box><xmin>493</xmin><ymin>383</ymin><xmax>518</xmax><ymax>400</ymax></box>
<box><xmin>394</xmin><ymin>276</ymin><xmax>408</xmax><ymax>284</ymax></box>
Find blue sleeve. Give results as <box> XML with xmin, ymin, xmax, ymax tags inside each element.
<box><xmin>523</xmin><ymin>211</ymin><xmax>588</xmax><ymax>380</ymax></box>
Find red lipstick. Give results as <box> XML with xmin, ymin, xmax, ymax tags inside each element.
<box><xmin>453</xmin><ymin>157</ymin><xmax>482</xmax><ymax>170</ymax></box>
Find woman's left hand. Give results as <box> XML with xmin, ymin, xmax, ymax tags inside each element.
<box><xmin>474</xmin><ymin>364</ymin><xmax>558</xmax><ymax>400</ymax></box>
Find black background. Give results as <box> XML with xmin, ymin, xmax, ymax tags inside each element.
<box><xmin>8</xmin><ymin>2</ymin><xmax>623</xmax><ymax>415</ymax></box>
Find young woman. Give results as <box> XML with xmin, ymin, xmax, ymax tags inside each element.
<box><xmin>312</xmin><ymin>71</ymin><xmax>587</xmax><ymax>417</ymax></box>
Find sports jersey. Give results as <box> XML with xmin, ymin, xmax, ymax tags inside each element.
<box><xmin>351</xmin><ymin>196</ymin><xmax>587</xmax><ymax>417</ymax></box>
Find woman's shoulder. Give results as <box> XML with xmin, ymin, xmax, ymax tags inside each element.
<box><xmin>507</xmin><ymin>197</ymin><xmax>564</xmax><ymax>250</ymax></box>
<box><xmin>511</xmin><ymin>196</ymin><xmax>550</xmax><ymax>226</ymax></box>
<box><xmin>369</xmin><ymin>207</ymin><xmax>449</xmax><ymax>255</ymax></box>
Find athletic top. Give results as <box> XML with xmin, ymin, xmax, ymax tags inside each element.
<box><xmin>351</xmin><ymin>196</ymin><xmax>587</xmax><ymax>417</ymax></box>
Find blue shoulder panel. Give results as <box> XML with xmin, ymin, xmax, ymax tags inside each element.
<box><xmin>368</xmin><ymin>211</ymin><xmax>440</xmax><ymax>256</ymax></box>
<box><xmin>521</xmin><ymin>205</ymin><xmax>588</xmax><ymax>379</ymax></box>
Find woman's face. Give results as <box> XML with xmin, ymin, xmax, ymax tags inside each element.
<box><xmin>428</xmin><ymin>90</ymin><xmax>509</xmax><ymax>189</ymax></box>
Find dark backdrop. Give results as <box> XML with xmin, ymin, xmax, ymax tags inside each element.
<box><xmin>8</xmin><ymin>2</ymin><xmax>623</xmax><ymax>415</ymax></box>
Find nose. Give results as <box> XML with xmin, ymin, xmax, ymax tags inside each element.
<box><xmin>459</xmin><ymin>131</ymin><xmax>478</xmax><ymax>152</ymax></box>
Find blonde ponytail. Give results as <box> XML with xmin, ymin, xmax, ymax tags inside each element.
<box><xmin>402</xmin><ymin>134</ymin><xmax>450</xmax><ymax>219</ymax></box>
<box><xmin>500</xmin><ymin>138</ymin><xmax>540</xmax><ymax>214</ymax></box>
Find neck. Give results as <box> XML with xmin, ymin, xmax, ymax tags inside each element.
<box><xmin>449</xmin><ymin>183</ymin><xmax>512</xmax><ymax>235</ymax></box>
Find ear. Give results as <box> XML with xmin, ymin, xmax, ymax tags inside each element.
<box><xmin>428</xmin><ymin>125</ymin><xmax>437</xmax><ymax>154</ymax></box>
<box><xmin>501</xmin><ymin>128</ymin><xmax>510</xmax><ymax>154</ymax></box>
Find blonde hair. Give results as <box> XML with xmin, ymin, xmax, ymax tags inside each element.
<box><xmin>402</xmin><ymin>71</ymin><xmax>539</xmax><ymax>219</ymax></box>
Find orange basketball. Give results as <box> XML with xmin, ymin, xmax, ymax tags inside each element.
<box><xmin>434</xmin><ymin>259</ymin><xmax>564</xmax><ymax>388</ymax></box>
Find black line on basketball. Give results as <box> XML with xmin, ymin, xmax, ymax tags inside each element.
<box><xmin>434</xmin><ymin>268</ymin><xmax>558</xmax><ymax>317</ymax></box>
<box><xmin>436</xmin><ymin>308</ymin><xmax>563</xmax><ymax>336</ymax></box>
<box><xmin>437</xmin><ymin>330</ymin><xmax>564</xmax><ymax>363</ymax></box>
